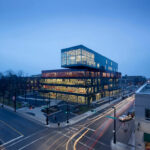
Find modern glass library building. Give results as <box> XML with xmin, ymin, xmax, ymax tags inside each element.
<box><xmin>40</xmin><ymin>45</ymin><xmax>121</xmax><ymax>105</ymax></box>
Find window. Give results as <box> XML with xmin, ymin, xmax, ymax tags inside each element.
<box><xmin>108</xmin><ymin>66</ymin><xmax>112</xmax><ymax>71</ymax></box>
<box><xmin>145</xmin><ymin>108</ymin><xmax>150</xmax><ymax>120</ymax></box>
<box><xmin>61</xmin><ymin>49</ymin><xmax>96</xmax><ymax>67</ymax></box>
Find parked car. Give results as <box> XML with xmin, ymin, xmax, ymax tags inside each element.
<box><xmin>127</xmin><ymin>109</ymin><xmax>135</xmax><ymax>118</ymax></box>
<box><xmin>119</xmin><ymin>114</ymin><xmax>132</xmax><ymax>122</ymax></box>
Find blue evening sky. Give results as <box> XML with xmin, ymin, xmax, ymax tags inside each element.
<box><xmin>0</xmin><ymin>0</ymin><xmax>150</xmax><ymax>77</ymax></box>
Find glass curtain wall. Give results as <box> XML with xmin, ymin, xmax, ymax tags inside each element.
<box><xmin>61</xmin><ymin>49</ymin><xmax>96</xmax><ymax>67</ymax></box>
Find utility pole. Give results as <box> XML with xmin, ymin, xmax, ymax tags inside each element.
<box><xmin>112</xmin><ymin>106</ymin><xmax>116</xmax><ymax>144</ymax></box>
<box><xmin>46</xmin><ymin>99</ymin><xmax>49</xmax><ymax>125</ymax></box>
<box><xmin>49</xmin><ymin>92</ymin><xmax>51</xmax><ymax>108</ymax></box>
<box><xmin>66</xmin><ymin>96</ymin><xmax>69</xmax><ymax>123</ymax></box>
<box><xmin>24</xmin><ymin>89</ymin><xmax>26</xmax><ymax>102</ymax></box>
<box><xmin>13</xmin><ymin>90</ymin><xmax>16</xmax><ymax>112</ymax></box>
<box><xmin>109</xmin><ymin>89</ymin><xmax>110</xmax><ymax>103</ymax></box>
<box><xmin>2</xmin><ymin>93</ymin><xmax>4</xmax><ymax>108</ymax></box>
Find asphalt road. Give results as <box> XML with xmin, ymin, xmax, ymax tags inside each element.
<box><xmin>0</xmin><ymin>96</ymin><xmax>135</xmax><ymax>150</ymax></box>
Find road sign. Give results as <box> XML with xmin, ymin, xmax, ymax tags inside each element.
<box><xmin>106</xmin><ymin>115</ymin><xmax>117</xmax><ymax>120</ymax></box>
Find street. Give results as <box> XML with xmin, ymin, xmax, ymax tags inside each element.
<box><xmin>0</xmin><ymin>96</ymin><xmax>134</xmax><ymax>150</ymax></box>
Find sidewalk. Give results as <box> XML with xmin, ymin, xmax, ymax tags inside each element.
<box><xmin>18</xmin><ymin>96</ymin><xmax>61</xmax><ymax>105</ymax></box>
<box><xmin>111</xmin><ymin>132</ymin><xmax>135</xmax><ymax>150</ymax></box>
<box><xmin>1</xmin><ymin>96</ymin><xmax>126</xmax><ymax>128</ymax></box>
<box><xmin>0</xmin><ymin>104</ymin><xmax>14</xmax><ymax>111</ymax></box>
<box><xmin>111</xmin><ymin>120</ymin><xmax>135</xmax><ymax>150</ymax></box>
<box><xmin>17</xmin><ymin>97</ymin><xmax>123</xmax><ymax>128</ymax></box>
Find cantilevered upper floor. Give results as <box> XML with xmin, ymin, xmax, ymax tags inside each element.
<box><xmin>61</xmin><ymin>45</ymin><xmax>118</xmax><ymax>72</ymax></box>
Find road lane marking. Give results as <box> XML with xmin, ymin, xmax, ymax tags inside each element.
<box><xmin>69</xmin><ymin>127</ymin><xmax>79</xmax><ymax>131</ymax></box>
<box><xmin>18</xmin><ymin>131</ymin><xmax>54</xmax><ymax>150</ymax></box>
<box><xmin>45</xmin><ymin>129</ymin><xmax>79</xmax><ymax>150</ymax></box>
<box><xmin>0</xmin><ymin>135</ymin><xmax>23</xmax><ymax>147</ymax></box>
<box><xmin>66</xmin><ymin>127</ymin><xmax>84</xmax><ymax>150</ymax></box>
<box><xmin>73</xmin><ymin>129</ymin><xmax>89</xmax><ymax>150</ymax></box>
<box><xmin>73</xmin><ymin>97</ymin><xmax>135</xmax><ymax>150</ymax></box>
<box><xmin>0</xmin><ymin>120</ymin><xmax>23</xmax><ymax>136</ymax></box>
<box><xmin>18</xmin><ymin>136</ymin><xmax>47</xmax><ymax>150</ymax></box>
<box><xmin>4</xmin><ymin>128</ymin><xmax>48</xmax><ymax>149</ymax></box>
<box><xmin>83</xmin><ymin>127</ymin><xmax>95</xmax><ymax>132</ymax></box>
<box><xmin>46</xmin><ymin>134</ymin><xmax>67</xmax><ymax>150</ymax></box>
<box><xmin>88</xmin><ymin>99</ymin><xmax>135</xmax><ymax>150</ymax></box>
<box><xmin>67</xmin><ymin>100</ymin><xmax>129</xmax><ymax>148</ymax></box>
<box><xmin>53</xmin><ymin>138</ymin><xmax>69</xmax><ymax>150</ymax></box>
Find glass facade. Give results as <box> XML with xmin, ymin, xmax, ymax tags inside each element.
<box><xmin>61</xmin><ymin>45</ymin><xmax>118</xmax><ymax>72</ymax></box>
<box><xmin>61</xmin><ymin>49</ymin><xmax>95</xmax><ymax>67</ymax></box>
<box><xmin>41</xmin><ymin>78</ymin><xmax>86</xmax><ymax>86</ymax></box>
<box><xmin>40</xmin><ymin>69</ymin><xmax>121</xmax><ymax>104</ymax></box>
<box><xmin>40</xmin><ymin>45</ymin><xmax>121</xmax><ymax>105</ymax></box>
<box><xmin>43</xmin><ymin>85</ymin><xmax>87</xmax><ymax>94</ymax></box>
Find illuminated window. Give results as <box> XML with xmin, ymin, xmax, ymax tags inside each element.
<box><xmin>102</xmin><ymin>73</ymin><xmax>106</xmax><ymax>77</ymax></box>
<box><xmin>61</xmin><ymin>49</ymin><xmax>95</xmax><ymax>67</ymax></box>
<box><xmin>82</xmin><ymin>50</ymin><xmax>87</xmax><ymax>56</ymax></box>
<box><xmin>108</xmin><ymin>66</ymin><xmax>112</xmax><ymax>71</ymax></box>
<box><xmin>106</xmin><ymin>60</ymin><xmax>108</xmax><ymax>64</ymax></box>
<box><xmin>76</xmin><ymin>49</ymin><xmax>81</xmax><ymax>55</ymax></box>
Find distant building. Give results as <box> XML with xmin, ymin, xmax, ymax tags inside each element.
<box><xmin>26</xmin><ymin>75</ymin><xmax>41</xmax><ymax>91</ymax></box>
<box><xmin>135</xmin><ymin>83</ymin><xmax>150</xmax><ymax>150</ymax></box>
<box><xmin>40</xmin><ymin>45</ymin><xmax>121</xmax><ymax>105</ymax></box>
<box><xmin>120</xmin><ymin>75</ymin><xmax>146</xmax><ymax>87</ymax></box>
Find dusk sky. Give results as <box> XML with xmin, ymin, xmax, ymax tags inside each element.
<box><xmin>0</xmin><ymin>0</ymin><xmax>150</xmax><ymax>77</ymax></box>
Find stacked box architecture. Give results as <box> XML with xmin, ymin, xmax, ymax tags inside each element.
<box><xmin>40</xmin><ymin>45</ymin><xmax>121</xmax><ymax>105</ymax></box>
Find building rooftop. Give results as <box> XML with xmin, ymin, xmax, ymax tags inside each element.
<box><xmin>136</xmin><ymin>83</ymin><xmax>150</xmax><ymax>94</ymax></box>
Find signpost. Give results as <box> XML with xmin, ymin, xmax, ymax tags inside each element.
<box><xmin>106</xmin><ymin>115</ymin><xmax>117</xmax><ymax>120</ymax></box>
<box><xmin>105</xmin><ymin>107</ymin><xmax>117</xmax><ymax>144</ymax></box>
<box><xmin>112</xmin><ymin>106</ymin><xmax>116</xmax><ymax>144</ymax></box>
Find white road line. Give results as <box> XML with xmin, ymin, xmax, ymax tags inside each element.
<box><xmin>0</xmin><ymin>135</ymin><xmax>23</xmax><ymax>147</ymax></box>
<box><xmin>69</xmin><ymin>127</ymin><xmax>79</xmax><ymax>131</ymax></box>
<box><xmin>83</xmin><ymin>127</ymin><xmax>96</xmax><ymax>132</ymax></box>
<box><xmin>18</xmin><ymin>135</ymin><xmax>47</xmax><ymax>150</ymax></box>
<box><xmin>5</xmin><ymin>128</ymin><xmax>48</xmax><ymax>148</ymax></box>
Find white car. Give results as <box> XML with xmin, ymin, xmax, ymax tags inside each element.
<box><xmin>119</xmin><ymin>115</ymin><xmax>132</xmax><ymax>122</ymax></box>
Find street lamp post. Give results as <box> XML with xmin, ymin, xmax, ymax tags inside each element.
<box><xmin>66</xmin><ymin>96</ymin><xmax>69</xmax><ymax>124</ymax></box>
<box><xmin>67</xmin><ymin>100</ymin><xmax>69</xmax><ymax>123</ymax></box>
<box><xmin>2</xmin><ymin>93</ymin><xmax>4</xmax><ymax>107</ymax></box>
<box><xmin>13</xmin><ymin>90</ymin><xmax>16</xmax><ymax>112</ymax></box>
<box><xmin>25</xmin><ymin>89</ymin><xmax>26</xmax><ymax>102</ymax></box>
<box><xmin>46</xmin><ymin>99</ymin><xmax>49</xmax><ymax>125</ymax></box>
<box><xmin>112</xmin><ymin>106</ymin><xmax>116</xmax><ymax>144</ymax></box>
<box><xmin>109</xmin><ymin>89</ymin><xmax>110</xmax><ymax>104</ymax></box>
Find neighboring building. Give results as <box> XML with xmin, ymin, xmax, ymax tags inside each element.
<box><xmin>120</xmin><ymin>75</ymin><xmax>146</xmax><ymax>87</ymax></box>
<box><xmin>40</xmin><ymin>45</ymin><xmax>121</xmax><ymax>105</ymax></box>
<box><xmin>26</xmin><ymin>74</ymin><xmax>41</xmax><ymax>91</ymax></box>
<box><xmin>135</xmin><ymin>83</ymin><xmax>150</xmax><ymax>150</ymax></box>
